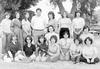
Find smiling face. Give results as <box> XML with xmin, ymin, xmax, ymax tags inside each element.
<box><xmin>25</xmin><ymin>12</ymin><xmax>29</xmax><ymax>19</ymax></box>
<box><xmin>39</xmin><ymin>37</ymin><xmax>44</xmax><ymax>43</ymax></box>
<box><xmin>63</xmin><ymin>32</ymin><xmax>68</xmax><ymax>39</ymax></box>
<box><xmin>49</xmin><ymin>26</ymin><xmax>54</xmax><ymax>32</ymax></box>
<box><xmin>51</xmin><ymin>37</ymin><xmax>56</xmax><ymax>44</ymax></box>
<box><xmin>12</xmin><ymin>36</ymin><xmax>17</xmax><ymax>43</ymax></box>
<box><xmin>26</xmin><ymin>37</ymin><xmax>31</xmax><ymax>44</ymax></box>
<box><xmin>76</xmin><ymin>12</ymin><xmax>81</xmax><ymax>17</ymax></box>
<box><xmin>16</xmin><ymin>12</ymin><xmax>20</xmax><ymax>19</ymax></box>
<box><xmin>48</xmin><ymin>13</ymin><xmax>53</xmax><ymax>20</ymax></box>
<box><xmin>36</xmin><ymin>10</ymin><xmax>42</xmax><ymax>16</ymax></box>
<box><xmin>86</xmin><ymin>39</ymin><xmax>91</xmax><ymax>46</ymax></box>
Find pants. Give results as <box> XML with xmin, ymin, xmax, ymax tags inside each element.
<box><xmin>32</xmin><ymin>30</ymin><xmax>44</xmax><ymax>44</ymax></box>
<box><xmin>80</xmin><ymin>56</ymin><xmax>99</xmax><ymax>64</ymax></box>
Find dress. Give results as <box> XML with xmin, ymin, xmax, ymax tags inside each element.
<box><xmin>11</xmin><ymin>18</ymin><xmax>23</xmax><ymax>49</ymax></box>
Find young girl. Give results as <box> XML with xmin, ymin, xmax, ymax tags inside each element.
<box><xmin>3</xmin><ymin>34</ymin><xmax>24</xmax><ymax>62</ymax></box>
<box><xmin>45</xmin><ymin>25</ymin><xmax>59</xmax><ymax>42</ymax></box>
<box><xmin>47</xmin><ymin>35</ymin><xmax>60</xmax><ymax>62</ymax></box>
<box><xmin>22</xmin><ymin>12</ymin><xmax>31</xmax><ymax>40</ymax></box>
<box><xmin>36</xmin><ymin>35</ymin><xmax>48</xmax><ymax>62</ymax></box>
<box><xmin>72</xmin><ymin>11</ymin><xmax>85</xmax><ymax>39</ymax></box>
<box><xmin>81</xmin><ymin>37</ymin><xmax>99</xmax><ymax>64</ymax></box>
<box><xmin>70</xmin><ymin>38</ymin><xmax>82</xmax><ymax>64</ymax></box>
<box><xmin>58</xmin><ymin>31</ymin><xmax>73</xmax><ymax>61</ymax></box>
<box><xmin>58</xmin><ymin>11</ymin><xmax>72</xmax><ymax>39</ymax></box>
<box><xmin>23</xmin><ymin>35</ymin><xmax>36</xmax><ymax>62</ymax></box>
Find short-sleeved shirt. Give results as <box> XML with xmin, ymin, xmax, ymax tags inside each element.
<box><xmin>23</xmin><ymin>44</ymin><xmax>36</xmax><ymax>57</ymax></box>
<box><xmin>7</xmin><ymin>42</ymin><xmax>21</xmax><ymax>57</ymax></box>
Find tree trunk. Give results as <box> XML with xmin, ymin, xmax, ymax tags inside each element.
<box><xmin>56</xmin><ymin>0</ymin><xmax>65</xmax><ymax>15</ymax></box>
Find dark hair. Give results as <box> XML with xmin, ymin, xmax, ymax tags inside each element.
<box><xmin>83</xmin><ymin>26</ymin><xmax>90</xmax><ymax>31</ymax></box>
<box><xmin>61</xmin><ymin>11</ymin><xmax>68</xmax><ymax>18</ymax></box>
<box><xmin>38</xmin><ymin>35</ymin><xmax>46</xmax><ymax>44</ymax></box>
<box><xmin>74</xmin><ymin>38</ymin><xmax>82</xmax><ymax>44</ymax></box>
<box><xmin>63</xmin><ymin>30</ymin><xmax>70</xmax><ymax>38</ymax></box>
<box><xmin>50</xmin><ymin>35</ymin><xmax>58</xmax><ymax>43</ymax></box>
<box><xmin>48</xmin><ymin>11</ymin><xmax>55</xmax><ymax>20</ymax></box>
<box><xmin>74</xmin><ymin>11</ymin><xmax>82</xmax><ymax>17</ymax></box>
<box><xmin>25</xmin><ymin>35</ymin><xmax>33</xmax><ymax>43</ymax></box>
<box><xmin>47</xmin><ymin>25</ymin><xmax>55</xmax><ymax>32</ymax></box>
<box><xmin>84</xmin><ymin>37</ymin><xmax>93</xmax><ymax>45</ymax></box>
<box><xmin>36</xmin><ymin>8</ymin><xmax>42</xmax><ymax>12</ymax></box>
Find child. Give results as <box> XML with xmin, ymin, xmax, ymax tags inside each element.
<box><xmin>3</xmin><ymin>34</ymin><xmax>24</xmax><ymax>62</ymax></box>
<box><xmin>47</xmin><ymin>35</ymin><xmax>60</xmax><ymax>62</ymax></box>
<box><xmin>81</xmin><ymin>37</ymin><xmax>99</xmax><ymax>64</ymax></box>
<box><xmin>70</xmin><ymin>38</ymin><xmax>82</xmax><ymax>64</ymax></box>
<box><xmin>23</xmin><ymin>35</ymin><xmax>36</xmax><ymax>62</ymax></box>
<box><xmin>36</xmin><ymin>35</ymin><xmax>48</xmax><ymax>62</ymax></box>
<box><xmin>58</xmin><ymin>31</ymin><xmax>72</xmax><ymax>61</ymax></box>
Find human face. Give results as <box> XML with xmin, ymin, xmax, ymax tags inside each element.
<box><xmin>12</xmin><ymin>36</ymin><xmax>17</xmax><ymax>43</ymax></box>
<box><xmin>48</xmin><ymin>14</ymin><xmax>53</xmax><ymax>20</ymax></box>
<box><xmin>76</xmin><ymin>12</ymin><xmax>80</xmax><ymax>17</ymax></box>
<box><xmin>86</xmin><ymin>39</ymin><xmax>91</xmax><ymax>46</ymax></box>
<box><xmin>63</xmin><ymin>33</ymin><xmax>68</xmax><ymax>39</ymax></box>
<box><xmin>16</xmin><ymin>12</ymin><xmax>20</xmax><ymax>19</ymax></box>
<box><xmin>84</xmin><ymin>28</ymin><xmax>89</xmax><ymax>33</ymax></box>
<box><xmin>27</xmin><ymin>37</ymin><xmax>31</xmax><ymax>44</ymax></box>
<box><xmin>25</xmin><ymin>12</ymin><xmax>29</xmax><ymax>19</ymax></box>
<box><xmin>49</xmin><ymin>26</ymin><xmax>54</xmax><ymax>33</ymax></box>
<box><xmin>75</xmin><ymin>39</ymin><xmax>79</xmax><ymax>45</ymax></box>
<box><xmin>40</xmin><ymin>37</ymin><xmax>44</xmax><ymax>43</ymax></box>
<box><xmin>51</xmin><ymin>38</ymin><xmax>56</xmax><ymax>44</ymax></box>
<box><xmin>6</xmin><ymin>14</ymin><xmax>10</xmax><ymax>19</ymax></box>
<box><xmin>63</xmin><ymin>12</ymin><xmax>67</xmax><ymax>18</ymax></box>
<box><xmin>36</xmin><ymin>10</ymin><xmax>42</xmax><ymax>16</ymax></box>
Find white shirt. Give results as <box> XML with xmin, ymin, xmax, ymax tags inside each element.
<box><xmin>22</xmin><ymin>19</ymin><xmax>31</xmax><ymax>32</ymax></box>
<box><xmin>31</xmin><ymin>15</ymin><xmax>46</xmax><ymax>30</ymax></box>
<box><xmin>59</xmin><ymin>18</ymin><xmax>72</xmax><ymax>28</ymax></box>
<box><xmin>0</xmin><ymin>18</ymin><xmax>11</xmax><ymax>33</ymax></box>
<box><xmin>72</xmin><ymin>17</ymin><xmax>85</xmax><ymax>29</ymax></box>
<box><xmin>45</xmin><ymin>32</ymin><xmax>59</xmax><ymax>41</ymax></box>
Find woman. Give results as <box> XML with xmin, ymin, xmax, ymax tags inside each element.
<box><xmin>58</xmin><ymin>31</ymin><xmax>73</xmax><ymax>61</ymax></box>
<box><xmin>47</xmin><ymin>35</ymin><xmax>60</xmax><ymax>62</ymax></box>
<box><xmin>80</xmin><ymin>26</ymin><xmax>94</xmax><ymax>44</ymax></box>
<box><xmin>3</xmin><ymin>34</ymin><xmax>24</xmax><ymax>62</ymax></box>
<box><xmin>22</xmin><ymin>12</ymin><xmax>31</xmax><ymax>40</ymax></box>
<box><xmin>70</xmin><ymin>38</ymin><xmax>82</xmax><ymax>64</ymax></box>
<box><xmin>0</xmin><ymin>12</ymin><xmax>12</xmax><ymax>54</ymax></box>
<box><xmin>45</xmin><ymin>25</ymin><xmax>59</xmax><ymax>42</ymax></box>
<box><xmin>47</xmin><ymin>11</ymin><xmax>57</xmax><ymax>32</ymax></box>
<box><xmin>58</xmin><ymin>11</ymin><xmax>72</xmax><ymax>39</ymax></box>
<box><xmin>11</xmin><ymin>12</ymin><xmax>23</xmax><ymax>49</ymax></box>
<box><xmin>23</xmin><ymin>35</ymin><xmax>36</xmax><ymax>62</ymax></box>
<box><xmin>72</xmin><ymin>11</ymin><xmax>85</xmax><ymax>39</ymax></box>
<box><xmin>81</xmin><ymin>37</ymin><xmax>99</xmax><ymax>64</ymax></box>
<box><xmin>36</xmin><ymin>35</ymin><xmax>48</xmax><ymax>62</ymax></box>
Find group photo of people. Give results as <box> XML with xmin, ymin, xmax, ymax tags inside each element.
<box><xmin>0</xmin><ymin>0</ymin><xmax>100</xmax><ymax>65</ymax></box>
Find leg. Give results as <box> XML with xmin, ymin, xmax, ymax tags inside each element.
<box><xmin>3</xmin><ymin>54</ymin><xmax>13</xmax><ymax>62</ymax></box>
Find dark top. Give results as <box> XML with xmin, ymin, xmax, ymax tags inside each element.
<box><xmin>37</xmin><ymin>43</ymin><xmax>48</xmax><ymax>55</ymax></box>
<box><xmin>23</xmin><ymin>44</ymin><xmax>36</xmax><ymax>57</ymax></box>
<box><xmin>7</xmin><ymin>42</ymin><xmax>21</xmax><ymax>57</ymax></box>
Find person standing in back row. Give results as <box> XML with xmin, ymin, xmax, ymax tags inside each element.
<box><xmin>31</xmin><ymin>8</ymin><xmax>47</xmax><ymax>44</ymax></box>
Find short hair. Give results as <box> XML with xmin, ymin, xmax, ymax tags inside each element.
<box><xmin>25</xmin><ymin>35</ymin><xmax>33</xmax><ymax>43</ymax></box>
<box><xmin>38</xmin><ymin>35</ymin><xmax>46</xmax><ymax>43</ymax></box>
<box><xmin>84</xmin><ymin>37</ymin><xmax>93</xmax><ymax>45</ymax></box>
<box><xmin>36</xmin><ymin>8</ymin><xmax>42</xmax><ymax>12</ymax></box>
<box><xmin>50</xmin><ymin>35</ymin><xmax>58</xmax><ymax>43</ymax></box>
<box><xmin>83</xmin><ymin>26</ymin><xmax>90</xmax><ymax>31</ymax></box>
<box><xmin>47</xmin><ymin>25</ymin><xmax>55</xmax><ymax>32</ymax></box>
<box><xmin>48</xmin><ymin>11</ymin><xmax>55</xmax><ymax>20</ymax></box>
<box><xmin>74</xmin><ymin>38</ymin><xmax>82</xmax><ymax>44</ymax></box>
<box><xmin>63</xmin><ymin>30</ymin><xmax>70</xmax><ymax>38</ymax></box>
<box><xmin>74</xmin><ymin>11</ymin><xmax>82</xmax><ymax>17</ymax></box>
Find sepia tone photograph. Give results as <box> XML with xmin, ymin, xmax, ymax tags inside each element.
<box><xmin>0</xmin><ymin>0</ymin><xmax>100</xmax><ymax>69</ymax></box>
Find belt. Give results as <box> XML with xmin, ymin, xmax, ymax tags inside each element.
<box><xmin>34</xmin><ymin>29</ymin><xmax>44</xmax><ymax>31</ymax></box>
